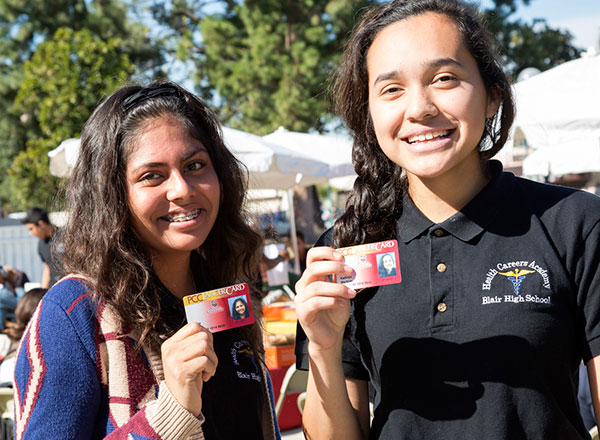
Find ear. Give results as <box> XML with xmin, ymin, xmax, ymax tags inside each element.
<box><xmin>486</xmin><ymin>86</ymin><xmax>501</xmax><ymax>118</ymax></box>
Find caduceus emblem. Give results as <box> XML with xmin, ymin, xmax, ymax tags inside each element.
<box><xmin>499</xmin><ymin>268</ymin><xmax>536</xmax><ymax>295</ymax></box>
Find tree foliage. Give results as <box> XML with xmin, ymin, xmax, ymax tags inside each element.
<box><xmin>7</xmin><ymin>28</ymin><xmax>135</xmax><ymax>210</ymax></box>
<box><xmin>152</xmin><ymin>0</ymin><xmax>375</xmax><ymax>134</ymax></box>
<box><xmin>151</xmin><ymin>0</ymin><xmax>580</xmax><ymax>135</ymax></box>
<box><xmin>7</xmin><ymin>139</ymin><xmax>60</xmax><ymax>210</ymax></box>
<box><xmin>482</xmin><ymin>0</ymin><xmax>580</xmax><ymax>77</ymax></box>
<box><xmin>0</xmin><ymin>0</ymin><xmax>162</xmax><ymax>210</ymax></box>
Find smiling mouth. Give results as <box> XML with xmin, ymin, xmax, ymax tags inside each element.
<box><xmin>161</xmin><ymin>209</ymin><xmax>202</xmax><ymax>223</ymax></box>
<box><xmin>406</xmin><ymin>129</ymin><xmax>452</xmax><ymax>144</ymax></box>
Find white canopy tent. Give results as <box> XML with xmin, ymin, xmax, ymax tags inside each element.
<box><xmin>263</xmin><ymin>126</ymin><xmax>355</xmax><ymax>179</ymax></box>
<box><xmin>222</xmin><ymin>127</ymin><xmax>331</xmax><ymax>189</ymax></box>
<box><xmin>499</xmin><ymin>53</ymin><xmax>600</xmax><ymax>178</ymax></box>
<box><xmin>521</xmin><ymin>134</ymin><xmax>600</xmax><ymax>177</ymax></box>
<box><xmin>48</xmin><ymin>138</ymin><xmax>81</xmax><ymax>178</ymax></box>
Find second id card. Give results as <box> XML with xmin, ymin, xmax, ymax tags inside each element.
<box><xmin>336</xmin><ymin>240</ymin><xmax>401</xmax><ymax>289</ymax></box>
<box><xmin>183</xmin><ymin>283</ymin><xmax>255</xmax><ymax>333</ymax></box>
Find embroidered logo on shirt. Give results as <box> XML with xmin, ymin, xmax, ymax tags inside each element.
<box><xmin>498</xmin><ymin>268</ymin><xmax>536</xmax><ymax>295</ymax></box>
<box><xmin>481</xmin><ymin>260</ymin><xmax>551</xmax><ymax>305</ymax></box>
<box><xmin>230</xmin><ymin>339</ymin><xmax>262</xmax><ymax>382</ymax></box>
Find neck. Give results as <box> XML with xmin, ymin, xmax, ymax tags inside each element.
<box><xmin>152</xmin><ymin>252</ymin><xmax>195</xmax><ymax>300</ymax></box>
<box><xmin>407</xmin><ymin>158</ymin><xmax>489</xmax><ymax>224</ymax></box>
<box><xmin>43</xmin><ymin>224</ymin><xmax>55</xmax><ymax>239</ymax></box>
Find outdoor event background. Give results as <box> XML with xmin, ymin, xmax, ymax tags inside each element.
<box><xmin>0</xmin><ymin>0</ymin><xmax>599</xmax><ymax>284</ymax></box>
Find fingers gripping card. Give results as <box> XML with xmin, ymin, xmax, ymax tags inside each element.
<box><xmin>336</xmin><ymin>240</ymin><xmax>401</xmax><ymax>289</ymax></box>
<box><xmin>183</xmin><ymin>283</ymin><xmax>255</xmax><ymax>333</ymax></box>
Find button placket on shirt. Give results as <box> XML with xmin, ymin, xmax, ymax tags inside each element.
<box><xmin>430</xmin><ymin>228</ymin><xmax>453</xmax><ymax>330</ymax></box>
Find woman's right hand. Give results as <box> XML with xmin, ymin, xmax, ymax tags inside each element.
<box><xmin>161</xmin><ymin>322</ymin><xmax>218</xmax><ymax>417</ymax></box>
<box><xmin>294</xmin><ymin>246</ymin><xmax>356</xmax><ymax>353</ymax></box>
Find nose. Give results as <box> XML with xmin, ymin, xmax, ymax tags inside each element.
<box><xmin>166</xmin><ymin>171</ymin><xmax>195</xmax><ymax>201</ymax></box>
<box><xmin>405</xmin><ymin>87</ymin><xmax>438</xmax><ymax>121</ymax></box>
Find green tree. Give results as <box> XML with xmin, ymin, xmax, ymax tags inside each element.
<box><xmin>0</xmin><ymin>0</ymin><xmax>162</xmax><ymax>209</ymax></box>
<box><xmin>153</xmin><ymin>0</ymin><xmax>580</xmax><ymax>134</ymax></box>
<box><xmin>7</xmin><ymin>27</ymin><xmax>134</xmax><ymax>210</ymax></box>
<box><xmin>482</xmin><ymin>0</ymin><xmax>580</xmax><ymax>77</ymax></box>
<box><xmin>152</xmin><ymin>0</ymin><xmax>374</xmax><ymax>134</ymax></box>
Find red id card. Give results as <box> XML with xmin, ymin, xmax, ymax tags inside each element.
<box><xmin>183</xmin><ymin>283</ymin><xmax>255</xmax><ymax>333</ymax></box>
<box><xmin>335</xmin><ymin>239</ymin><xmax>402</xmax><ymax>289</ymax></box>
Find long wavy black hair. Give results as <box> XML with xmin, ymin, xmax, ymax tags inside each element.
<box><xmin>58</xmin><ymin>80</ymin><xmax>264</xmax><ymax>353</ymax></box>
<box><xmin>333</xmin><ymin>0</ymin><xmax>514</xmax><ymax>248</ymax></box>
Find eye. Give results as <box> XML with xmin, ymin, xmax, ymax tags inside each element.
<box><xmin>186</xmin><ymin>160</ymin><xmax>206</xmax><ymax>172</ymax></box>
<box><xmin>435</xmin><ymin>74</ymin><xmax>458</xmax><ymax>84</ymax></box>
<box><xmin>382</xmin><ymin>86</ymin><xmax>402</xmax><ymax>96</ymax></box>
<box><xmin>139</xmin><ymin>172</ymin><xmax>161</xmax><ymax>182</ymax></box>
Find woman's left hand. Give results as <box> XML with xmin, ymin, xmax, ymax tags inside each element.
<box><xmin>161</xmin><ymin>322</ymin><xmax>218</xmax><ymax>417</ymax></box>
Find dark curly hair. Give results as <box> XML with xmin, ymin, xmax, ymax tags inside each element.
<box><xmin>333</xmin><ymin>0</ymin><xmax>514</xmax><ymax>247</ymax></box>
<box><xmin>58</xmin><ymin>81</ymin><xmax>264</xmax><ymax>353</ymax></box>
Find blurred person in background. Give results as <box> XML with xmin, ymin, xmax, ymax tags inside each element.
<box><xmin>0</xmin><ymin>265</ymin><xmax>29</xmax><ymax>330</ymax></box>
<box><xmin>22</xmin><ymin>207</ymin><xmax>62</xmax><ymax>288</ymax></box>
<box><xmin>294</xmin><ymin>230</ymin><xmax>310</xmax><ymax>274</ymax></box>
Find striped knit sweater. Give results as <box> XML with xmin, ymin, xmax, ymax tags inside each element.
<box><xmin>13</xmin><ymin>276</ymin><xmax>281</xmax><ymax>439</ymax></box>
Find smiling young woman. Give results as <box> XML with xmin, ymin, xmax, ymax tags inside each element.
<box><xmin>125</xmin><ymin>115</ymin><xmax>221</xmax><ymax>291</ymax></box>
<box><xmin>13</xmin><ymin>81</ymin><xmax>281</xmax><ymax>440</ymax></box>
<box><xmin>293</xmin><ymin>1</ymin><xmax>600</xmax><ymax>439</ymax></box>
<box><xmin>366</xmin><ymin>13</ymin><xmax>499</xmax><ymax>221</ymax></box>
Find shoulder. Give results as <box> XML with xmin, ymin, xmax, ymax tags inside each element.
<box><xmin>15</xmin><ymin>278</ymin><xmax>102</xmax><ymax>386</ymax></box>
<box><xmin>315</xmin><ymin>227</ymin><xmax>334</xmax><ymax>247</ymax></box>
<box><xmin>512</xmin><ymin>176</ymin><xmax>600</xmax><ymax>227</ymax></box>
<box><xmin>513</xmin><ymin>174</ymin><xmax>596</xmax><ymax>202</ymax></box>
<box><xmin>496</xmin><ymin>174</ymin><xmax>600</xmax><ymax>252</ymax></box>
<box><xmin>42</xmin><ymin>276</ymin><xmax>96</xmax><ymax>313</ymax></box>
<box><xmin>34</xmin><ymin>277</ymin><xmax>100</xmax><ymax>345</ymax></box>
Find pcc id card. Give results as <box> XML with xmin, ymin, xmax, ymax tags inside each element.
<box><xmin>336</xmin><ymin>240</ymin><xmax>401</xmax><ymax>289</ymax></box>
<box><xmin>183</xmin><ymin>283</ymin><xmax>255</xmax><ymax>333</ymax></box>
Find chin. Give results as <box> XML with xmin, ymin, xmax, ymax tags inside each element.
<box><xmin>408</xmin><ymin>158</ymin><xmax>460</xmax><ymax>179</ymax></box>
<box><xmin>165</xmin><ymin>234</ymin><xmax>210</xmax><ymax>253</ymax></box>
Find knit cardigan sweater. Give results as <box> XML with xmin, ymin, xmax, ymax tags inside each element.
<box><xmin>13</xmin><ymin>276</ymin><xmax>281</xmax><ymax>439</ymax></box>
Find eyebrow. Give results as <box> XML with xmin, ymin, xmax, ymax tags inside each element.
<box><xmin>372</xmin><ymin>57</ymin><xmax>464</xmax><ymax>86</ymax></box>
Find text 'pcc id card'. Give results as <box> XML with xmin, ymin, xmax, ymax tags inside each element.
<box><xmin>183</xmin><ymin>283</ymin><xmax>255</xmax><ymax>333</ymax></box>
<box><xmin>336</xmin><ymin>240</ymin><xmax>401</xmax><ymax>289</ymax></box>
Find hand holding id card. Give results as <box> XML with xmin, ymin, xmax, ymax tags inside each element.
<box><xmin>183</xmin><ymin>283</ymin><xmax>255</xmax><ymax>333</ymax></box>
<box><xmin>335</xmin><ymin>240</ymin><xmax>401</xmax><ymax>289</ymax></box>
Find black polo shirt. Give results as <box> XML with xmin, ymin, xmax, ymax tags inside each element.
<box><xmin>295</xmin><ymin>161</ymin><xmax>600</xmax><ymax>439</ymax></box>
<box><xmin>38</xmin><ymin>232</ymin><xmax>63</xmax><ymax>287</ymax></box>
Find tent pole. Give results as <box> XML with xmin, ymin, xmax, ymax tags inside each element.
<box><xmin>287</xmin><ymin>187</ymin><xmax>301</xmax><ymax>274</ymax></box>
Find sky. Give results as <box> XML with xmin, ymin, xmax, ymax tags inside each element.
<box><xmin>481</xmin><ymin>0</ymin><xmax>600</xmax><ymax>50</ymax></box>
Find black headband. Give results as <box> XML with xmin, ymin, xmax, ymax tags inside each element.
<box><xmin>121</xmin><ymin>86</ymin><xmax>181</xmax><ymax>112</ymax></box>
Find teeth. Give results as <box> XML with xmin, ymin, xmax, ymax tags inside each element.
<box><xmin>164</xmin><ymin>209</ymin><xmax>201</xmax><ymax>222</ymax></box>
<box><xmin>407</xmin><ymin>130</ymin><xmax>449</xmax><ymax>144</ymax></box>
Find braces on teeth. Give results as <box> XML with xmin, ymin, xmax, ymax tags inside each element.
<box><xmin>166</xmin><ymin>210</ymin><xmax>200</xmax><ymax>222</ymax></box>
